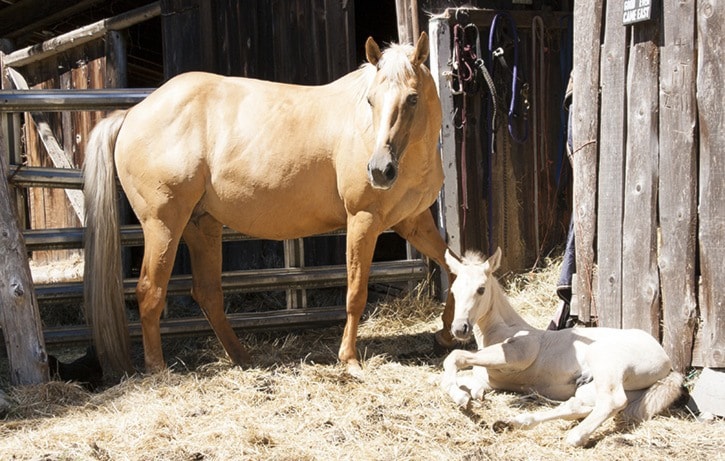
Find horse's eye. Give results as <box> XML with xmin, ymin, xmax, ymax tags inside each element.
<box><xmin>407</xmin><ymin>94</ymin><xmax>418</xmax><ymax>106</ymax></box>
<box><xmin>367</xmin><ymin>96</ymin><xmax>373</xmax><ymax>107</ymax></box>
<box><xmin>476</xmin><ymin>286</ymin><xmax>485</xmax><ymax>296</ymax></box>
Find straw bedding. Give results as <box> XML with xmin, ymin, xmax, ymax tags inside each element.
<box><xmin>1</xmin><ymin>256</ymin><xmax>723</xmax><ymax>460</ymax></box>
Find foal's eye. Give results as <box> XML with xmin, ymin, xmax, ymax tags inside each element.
<box><xmin>367</xmin><ymin>96</ymin><xmax>373</xmax><ymax>107</ymax></box>
<box><xmin>406</xmin><ymin>94</ymin><xmax>418</xmax><ymax>106</ymax></box>
<box><xmin>476</xmin><ymin>286</ymin><xmax>485</xmax><ymax>296</ymax></box>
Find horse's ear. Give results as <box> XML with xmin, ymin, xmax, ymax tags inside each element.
<box><xmin>485</xmin><ymin>247</ymin><xmax>502</xmax><ymax>274</ymax></box>
<box><xmin>366</xmin><ymin>36</ymin><xmax>382</xmax><ymax>66</ymax></box>
<box><xmin>412</xmin><ymin>31</ymin><xmax>429</xmax><ymax>66</ymax></box>
<box><xmin>444</xmin><ymin>249</ymin><xmax>461</xmax><ymax>276</ymax></box>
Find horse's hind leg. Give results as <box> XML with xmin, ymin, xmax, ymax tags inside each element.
<box><xmin>507</xmin><ymin>383</ymin><xmax>597</xmax><ymax>430</ymax></box>
<box><xmin>182</xmin><ymin>213</ymin><xmax>251</xmax><ymax>366</ymax></box>
<box><xmin>563</xmin><ymin>357</ymin><xmax>629</xmax><ymax>446</ymax></box>
<box><xmin>137</xmin><ymin>217</ymin><xmax>185</xmax><ymax>373</ymax></box>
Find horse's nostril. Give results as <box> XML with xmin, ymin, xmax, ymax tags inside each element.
<box><xmin>384</xmin><ymin>164</ymin><xmax>396</xmax><ymax>181</ymax></box>
<box><xmin>461</xmin><ymin>323</ymin><xmax>469</xmax><ymax>335</ymax></box>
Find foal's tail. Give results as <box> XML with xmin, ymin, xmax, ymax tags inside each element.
<box><xmin>622</xmin><ymin>370</ymin><xmax>684</xmax><ymax>423</ymax></box>
<box><xmin>83</xmin><ymin>110</ymin><xmax>133</xmax><ymax>378</ymax></box>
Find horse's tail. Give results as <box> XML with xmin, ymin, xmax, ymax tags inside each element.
<box><xmin>621</xmin><ymin>370</ymin><xmax>684</xmax><ymax>423</ymax></box>
<box><xmin>83</xmin><ymin>110</ymin><xmax>133</xmax><ymax>378</ymax></box>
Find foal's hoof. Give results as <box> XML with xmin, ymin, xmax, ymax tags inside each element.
<box><xmin>492</xmin><ymin>420</ymin><xmax>513</xmax><ymax>433</ymax></box>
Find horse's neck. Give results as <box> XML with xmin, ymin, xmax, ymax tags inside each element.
<box><xmin>478</xmin><ymin>279</ymin><xmax>535</xmax><ymax>342</ymax></box>
<box><xmin>324</xmin><ymin>68</ymin><xmax>374</xmax><ymax>135</ymax></box>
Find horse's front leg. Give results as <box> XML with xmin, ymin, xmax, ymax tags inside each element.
<box><xmin>339</xmin><ymin>211</ymin><xmax>383</xmax><ymax>375</ymax></box>
<box><xmin>392</xmin><ymin>210</ymin><xmax>456</xmax><ymax>351</ymax></box>
<box><xmin>442</xmin><ymin>340</ymin><xmax>536</xmax><ymax>407</ymax></box>
<box><xmin>441</xmin><ymin>349</ymin><xmax>491</xmax><ymax>407</ymax></box>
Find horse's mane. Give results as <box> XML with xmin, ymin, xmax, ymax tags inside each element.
<box><xmin>376</xmin><ymin>42</ymin><xmax>417</xmax><ymax>83</ymax></box>
<box><xmin>350</xmin><ymin>42</ymin><xmax>418</xmax><ymax>104</ymax></box>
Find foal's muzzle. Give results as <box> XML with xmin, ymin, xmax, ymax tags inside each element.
<box><xmin>367</xmin><ymin>146</ymin><xmax>398</xmax><ymax>189</ymax></box>
<box><xmin>451</xmin><ymin>319</ymin><xmax>472</xmax><ymax>341</ymax></box>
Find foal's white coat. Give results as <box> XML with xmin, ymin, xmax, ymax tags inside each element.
<box><xmin>440</xmin><ymin>248</ymin><xmax>683</xmax><ymax>447</ymax></box>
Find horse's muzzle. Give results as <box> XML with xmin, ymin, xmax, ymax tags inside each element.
<box><xmin>367</xmin><ymin>146</ymin><xmax>398</xmax><ymax>189</ymax></box>
<box><xmin>451</xmin><ymin>319</ymin><xmax>472</xmax><ymax>341</ymax></box>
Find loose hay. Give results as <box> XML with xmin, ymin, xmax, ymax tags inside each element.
<box><xmin>1</xmin><ymin>257</ymin><xmax>723</xmax><ymax>460</ymax></box>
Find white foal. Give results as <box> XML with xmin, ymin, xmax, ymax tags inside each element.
<box><xmin>440</xmin><ymin>248</ymin><xmax>683</xmax><ymax>447</ymax></box>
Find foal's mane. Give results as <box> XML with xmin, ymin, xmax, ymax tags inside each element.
<box><xmin>460</xmin><ymin>250</ymin><xmax>487</xmax><ymax>266</ymax></box>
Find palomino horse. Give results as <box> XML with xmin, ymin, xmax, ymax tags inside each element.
<box><xmin>440</xmin><ymin>248</ymin><xmax>683</xmax><ymax>447</ymax></box>
<box><xmin>83</xmin><ymin>33</ymin><xmax>456</xmax><ymax>378</ymax></box>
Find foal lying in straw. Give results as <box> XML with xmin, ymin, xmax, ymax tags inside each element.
<box><xmin>440</xmin><ymin>248</ymin><xmax>683</xmax><ymax>447</ymax></box>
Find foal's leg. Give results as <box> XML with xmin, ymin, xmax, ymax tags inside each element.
<box><xmin>339</xmin><ymin>211</ymin><xmax>383</xmax><ymax>374</ymax></box>
<box><xmin>507</xmin><ymin>382</ymin><xmax>596</xmax><ymax>429</ymax></box>
<box><xmin>563</xmin><ymin>353</ymin><xmax>629</xmax><ymax>446</ymax></box>
<box><xmin>393</xmin><ymin>210</ymin><xmax>456</xmax><ymax>349</ymax></box>
<box><xmin>441</xmin><ymin>348</ymin><xmax>509</xmax><ymax>407</ymax></box>
<box><xmin>136</xmin><ymin>217</ymin><xmax>185</xmax><ymax>373</ymax></box>
<box><xmin>183</xmin><ymin>214</ymin><xmax>251</xmax><ymax>367</ymax></box>
<box><xmin>442</xmin><ymin>340</ymin><xmax>538</xmax><ymax>407</ymax></box>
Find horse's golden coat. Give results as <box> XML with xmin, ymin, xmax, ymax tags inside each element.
<box><xmin>83</xmin><ymin>33</ymin><xmax>455</xmax><ymax>376</ymax></box>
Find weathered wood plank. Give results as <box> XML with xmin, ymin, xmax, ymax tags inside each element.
<box><xmin>3</xmin><ymin>2</ymin><xmax>160</xmax><ymax>68</ymax></box>
<box><xmin>323</xmin><ymin>0</ymin><xmax>355</xmax><ymax>79</ymax></box>
<box><xmin>571</xmin><ymin>0</ymin><xmax>603</xmax><ymax>323</ymax></box>
<box><xmin>0</xmin><ymin>118</ymin><xmax>49</xmax><ymax>386</ymax></box>
<box><xmin>395</xmin><ymin>0</ymin><xmax>419</xmax><ymax>44</ymax></box>
<box><xmin>694</xmin><ymin>0</ymin><xmax>725</xmax><ymax>368</ymax></box>
<box><xmin>595</xmin><ymin>0</ymin><xmax>627</xmax><ymax>329</ymax></box>
<box><xmin>161</xmin><ymin>0</ymin><xmax>207</xmax><ymax>78</ymax></box>
<box><xmin>428</xmin><ymin>18</ymin><xmax>461</xmax><ymax>256</ymax></box>
<box><xmin>621</xmin><ymin>22</ymin><xmax>660</xmax><ymax>337</ymax></box>
<box><xmin>658</xmin><ymin>0</ymin><xmax>698</xmax><ymax>372</ymax></box>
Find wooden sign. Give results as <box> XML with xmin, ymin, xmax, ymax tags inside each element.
<box><xmin>623</xmin><ymin>0</ymin><xmax>653</xmax><ymax>25</ymax></box>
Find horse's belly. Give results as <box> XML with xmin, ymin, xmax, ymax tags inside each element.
<box><xmin>202</xmin><ymin>187</ymin><xmax>347</xmax><ymax>240</ymax></box>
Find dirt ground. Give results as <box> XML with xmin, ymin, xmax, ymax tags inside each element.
<box><xmin>1</xmin><ymin>257</ymin><xmax>723</xmax><ymax>460</ymax></box>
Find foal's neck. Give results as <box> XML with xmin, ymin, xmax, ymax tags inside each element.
<box><xmin>483</xmin><ymin>279</ymin><xmax>535</xmax><ymax>333</ymax></box>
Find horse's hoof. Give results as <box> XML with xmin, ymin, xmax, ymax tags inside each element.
<box><xmin>565</xmin><ymin>430</ymin><xmax>588</xmax><ymax>447</ymax></box>
<box><xmin>345</xmin><ymin>361</ymin><xmax>365</xmax><ymax>380</ymax></box>
<box><xmin>433</xmin><ymin>330</ymin><xmax>457</xmax><ymax>356</ymax></box>
<box><xmin>492</xmin><ymin>420</ymin><xmax>512</xmax><ymax>433</ymax></box>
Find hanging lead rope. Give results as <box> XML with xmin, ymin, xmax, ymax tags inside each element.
<box><xmin>531</xmin><ymin>15</ymin><xmax>545</xmax><ymax>262</ymax></box>
<box><xmin>488</xmin><ymin>12</ymin><xmax>529</xmax><ymax>144</ymax></box>
<box><xmin>450</xmin><ymin>18</ymin><xmax>500</xmax><ymax>233</ymax></box>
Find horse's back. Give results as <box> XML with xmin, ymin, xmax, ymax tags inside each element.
<box><xmin>113</xmin><ymin>71</ymin><xmax>351</xmax><ymax>239</ymax></box>
<box><xmin>571</xmin><ymin>327</ymin><xmax>673</xmax><ymax>389</ymax></box>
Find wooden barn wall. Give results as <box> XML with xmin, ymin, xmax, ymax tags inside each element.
<box><xmin>160</xmin><ymin>0</ymin><xmax>355</xmax><ymax>84</ymax></box>
<box><xmin>572</xmin><ymin>0</ymin><xmax>724</xmax><ymax>370</ymax></box>
<box><xmin>13</xmin><ymin>40</ymin><xmax>112</xmax><ymax>265</ymax></box>
<box><xmin>157</xmin><ymin>0</ymin><xmax>358</xmax><ymax>281</ymax></box>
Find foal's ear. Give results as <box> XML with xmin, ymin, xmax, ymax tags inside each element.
<box><xmin>485</xmin><ymin>247</ymin><xmax>502</xmax><ymax>274</ymax></box>
<box><xmin>366</xmin><ymin>37</ymin><xmax>382</xmax><ymax>66</ymax></box>
<box><xmin>444</xmin><ymin>249</ymin><xmax>461</xmax><ymax>276</ymax></box>
<box><xmin>412</xmin><ymin>31</ymin><xmax>429</xmax><ymax>66</ymax></box>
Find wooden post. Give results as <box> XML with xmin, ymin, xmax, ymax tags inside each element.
<box><xmin>694</xmin><ymin>0</ymin><xmax>725</xmax><ymax>368</ymax></box>
<box><xmin>621</xmin><ymin>21</ymin><xmax>660</xmax><ymax>337</ymax></box>
<box><xmin>596</xmin><ymin>0</ymin><xmax>627</xmax><ymax>329</ymax></box>
<box><xmin>395</xmin><ymin>0</ymin><xmax>419</xmax><ymax>44</ymax></box>
<box><xmin>658</xmin><ymin>0</ymin><xmax>698</xmax><ymax>372</ymax></box>
<box><xmin>0</xmin><ymin>116</ymin><xmax>49</xmax><ymax>386</ymax></box>
<box><xmin>284</xmin><ymin>239</ymin><xmax>307</xmax><ymax>309</ymax></box>
<box><xmin>428</xmin><ymin>17</ymin><xmax>461</xmax><ymax>258</ymax></box>
<box><xmin>571</xmin><ymin>0</ymin><xmax>603</xmax><ymax>324</ymax></box>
